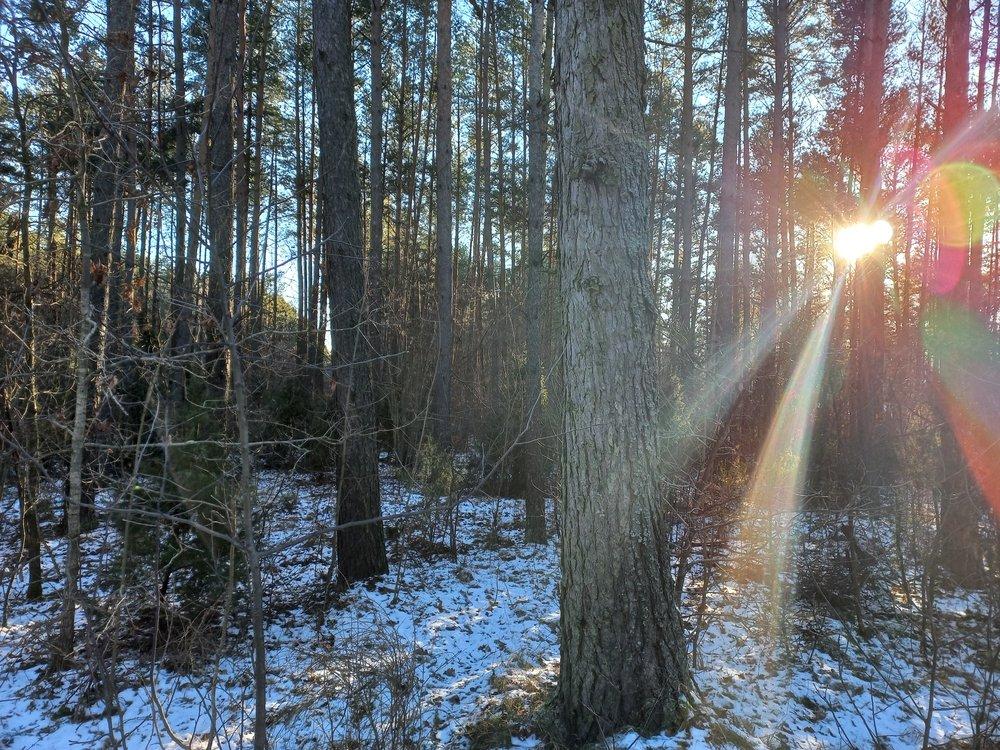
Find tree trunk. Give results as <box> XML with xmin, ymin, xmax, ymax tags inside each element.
<box><xmin>673</xmin><ymin>0</ymin><xmax>695</xmax><ymax>375</ymax></box>
<box><xmin>555</xmin><ymin>0</ymin><xmax>689</xmax><ymax>741</ymax></box>
<box><xmin>763</xmin><ymin>0</ymin><xmax>787</xmax><ymax>319</ymax></box>
<box><xmin>169</xmin><ymin>0</ymin><xmax>189</xmax><ymax>403</ymax></box>
<box><xmin>517</xmin><ymin>0</ymin><xmax>549</xmax><ymax>544</ymax></box>
<box><xmin>205</xmin><ymin>0</ymin><xmax>243</xmax><ymax>395</ymax></box>
<box><xmin>314</xmin><ymin>0</ymin><xmax>388</xmax><ymax>583</ymax></box>
<box><xmin>711</xmin><ymin>0</ymin><xmax>744</xmax><ymax>351</ymax></box>
<box><xmin>937</xmin><ymin>0</ymin><xmax>983</xmax><ymax>584</ymax></box>
<box><xmin>433</xmin><ymin>0</ymin><xmax>454</xmax><ymax>445</ymax></box>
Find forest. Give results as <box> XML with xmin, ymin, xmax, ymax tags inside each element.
<box><xmin>1</xmin><ymin>0</ymin><xmax>999</xmax><ymax>746</ymax></box>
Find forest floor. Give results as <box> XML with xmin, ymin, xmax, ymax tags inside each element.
<box><xmin>0</xmin><ymin>466</ymin><xmax>993</xmax><ymax>749</ymax></box>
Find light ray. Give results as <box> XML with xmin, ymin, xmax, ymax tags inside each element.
<box><xmin>736</xmin><ymin>277</ymin><xmax>846</xmax><ymax>626</ymax></box>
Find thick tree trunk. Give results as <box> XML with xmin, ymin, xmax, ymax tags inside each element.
<box><xmin>314</xmin><ymin>0</ymin><xmax>388</xmax><ymax>583</ymax></box>
<box><xmin>555</xmin><ymin>1</ymin><xmax>689</xmax><ymax>741</ymax></box>
<box><xmin>433</xmin><ymin>0</ymin><xmax>454</xmax><ymax>445</ymax></box>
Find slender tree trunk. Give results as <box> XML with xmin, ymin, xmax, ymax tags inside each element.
<box><xmin>517</xmin><ymin>0</ymin><xmax>549</xmax><ymax>543</ymax></box>
<box><xmin>169</xmin><ymin>0</ymin><xmax>190</xmax><ymax>402</ymax></box>
<box><xmin>314</xmin><ymin>0</ymin><xmax>388</xmax><ymax>582</ymax></box>
<box><xmin>851</xmin><ymin>0</ymin><xmax>892</xmax><ymax>499</ymax></box>
<box><xmin>555</xmin><ymin>1</ymin><xmax>689</xmax><ymax>741</ymax></box>
<box><xmin>976</xmin><ymin>0</ymin><xmax>992</xmax><ymax>110</ymax></box>
<box><xmin>205</xmin><ymin>0</ymin><xmax>244</xmax><ymax>395</ymax></box>
<box><xmin>369</xmin><ymin>0</ymin><xmax>386</xmax><ymax>417</ymax></box>
<box><xmin>763</xmin><ymin>0</ymin><xmax>787</xmax><ymax>319</ymax></box>
<box><xmin>433</xmin><ymin>0</ymin><xmax>454</xmax><ymax>445</ymax></box>
<box><xmin>937</xmin><ymin>0</ymin><xmax>983</xmax><ymax>584</ymax></box>
<box><xmin>673</xmin><ymin>0</ymin><xmax>695</xmax><ymax>375</ymax></box>
<box><xmin>55</xmin><ymin>155</ymin><xmax>94</xmax><ymax>670</ymax></box>
<box><xmin>7</xmin><ymin>42</ymin><xmax>43</xmax><ymax>600</ymax></box>
<box><xmin>711</xmin><ymin>0</ymin><xmax>744</xmax><ymax>351</ymax></box>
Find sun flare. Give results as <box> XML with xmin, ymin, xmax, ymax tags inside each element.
<box><xmin>833</xmin><ymin>219</ymin><xmax>894</xmax><ymax>264</ymax></box>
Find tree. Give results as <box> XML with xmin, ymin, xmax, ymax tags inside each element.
<box><xmin>205</xmin><ymin>0</ymin><xmax>244</xmax><ymax>394</ymax></box>
<box><xmin>314</xmin><ymin>0</ymin><xmax>388</xmax><ymax>582</ymax></box>
<box><xmin>937</xmin><ymin>0</ymin><xmax>983</xmax><ymax>584</ymax></box>
<box><xmin>554</xmin><ymin>0</ymin><xmax>689</xmax><ymax>741</ymax></box>
<box><xmin>433</xmin><ymin>0</ymin><xmax>454</xmax><ymax>444</ymax></box>
<box><xmin>711</xmin><ymin>0</ymin><xmax>745</xmax><ymax>350</ymax></box>
<box><xmin>850</xmin><ymin>0</ymin><xmax>892</xmax><ymax>499</ymax></box>
<box><xmin>517</xmin><ymin>0</ymin><xmax>550</xmax><ymax>543</ymax></box>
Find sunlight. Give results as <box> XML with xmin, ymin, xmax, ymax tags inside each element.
<box><xmin>661</xmin><ymin>294</ymin><xmax>813</xmax><ymax>473</ymax></box>
<box><xmin>737</xmin><ymin>277</ymin><xmax>846</xmax><ymax>624</ymax></box>
<box><xmin>833</xmin><ymin>220</ymin><xmax>893</xmax><ymax>265</ymax></box>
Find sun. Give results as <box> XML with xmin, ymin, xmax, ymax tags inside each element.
<box><xmin>833</xmin><ymin>219</ymin><xmax>894</xmax><ymax>264</ymax></box>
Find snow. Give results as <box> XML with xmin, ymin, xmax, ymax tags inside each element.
<box><xmin>0</xmin><ymin>469</ymin><xmax>992</xmax><ymax>749</ymax></box>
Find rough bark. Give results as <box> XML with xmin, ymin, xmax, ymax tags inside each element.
<box><xmin>314</xmin><ymin>0</ymin><xmax>388</xmax><ymax>583</ymax></box>
<box><xmin>554</xmin><ymin>0</ymin><xmax>689</xmax><ymax>741</ymax></box>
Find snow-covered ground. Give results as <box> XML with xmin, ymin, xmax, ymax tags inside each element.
<box><xmin>0</xmin><ymin>468</ymin><xmax>992</xmax><ymax>749</ymax></box>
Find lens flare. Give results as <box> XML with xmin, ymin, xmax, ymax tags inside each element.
<box><xmin>927</xmin><ymin>162</ymin><xmax>999</xmax><ymax>295</ymax></box>
<box><xmin>833</xmin><ymin>220</ymin><xmax>893</xmax><ymax>264</ymax></box>
<box><xmin>922</xmin><ymin>304</ymin><xmax>1000</xmax><ymax>516</ymax></box>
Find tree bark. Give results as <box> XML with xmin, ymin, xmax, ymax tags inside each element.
<box><xmin>555</xmin><ymin>0</ymin><xmax>689</xmax><ymax>741</ymax></box>
<box><xmin>433</xmin><ymin>0</ymin><xmax>454</xmax><ymax>445</ymax></box>
<box><xmin>205</xmin><ymin>0</ymin><xmax>244</xmax><ymax>395</ymax></box>
<box><xmin>314</xmin><ymin>0</ymin><xmax>388</xmax><ymax>583</ymax></box>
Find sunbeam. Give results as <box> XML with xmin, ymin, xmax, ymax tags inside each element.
<box><xmin>660</xmin><ymin>291</ymin><xmax>815</xmax><ymax>476</ymax></box>
<box><xmin>736</xmin><ymin>277</ymin><xmax>846</xmax><ymax>625</ymax></box>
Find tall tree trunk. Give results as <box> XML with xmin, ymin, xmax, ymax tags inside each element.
<box><xmin>555</xmin><ymin>0</ymin><xmax>689</xmax><ymax>741</ymax></box>
<box><xmin>433</xmin><ymin>0</ymin><xmax>454</xmax><ymax>445</ymax></box>
<box><xmin>370</xmin><ymin>0</ymin><xmax>386</xmax><ymax>418</ymax></box>
<box><xmin>673</xmin><ymin>0</ymin><xmax>695</xmax><ymax>375</ymax></box>
<box><xmin>205</xmin><ymin>0</ymin><xmax>243</xmax><ymax>395</ymax></box>
<box><xmin>763</xmin><ymin>0</ymin><xmax>787</xmax><ymax>319</ymax></box>
<box><xmin>937</xmin><ymin>0</ymin><xmax>983</xmax><ymax>583</ymax></box>
<box><xmin>516</xmin><ymin>0</ymin><xmax>549</xmax><ymax>543</ymax></box>
<box><xmin>169</xmin><ymin>0</ymin><xmax>189</xmax><ymax>403</ymax></box>
<box><xmin>314</xmin><ymin>0</ymin><xmax>388</xmax><ymax>582</ymax></box>
<box><xmin>851</xmin><ymin>0</ymin><xmax>892</xmax><ymax>499</ymax></box>
<box><xmin>7</xmin><ymin>40</ymin><xmax>43</xmax><ymax>600</ymax></box>
<box><xmin>711</xmin><ymin>0</ymin><xmax>744</xmax><ymax>351</ymax></box>
<box><xmin>976</xmin><ymin>0</ymin><xmax>992</xmax><ymax>110</ymax></box>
